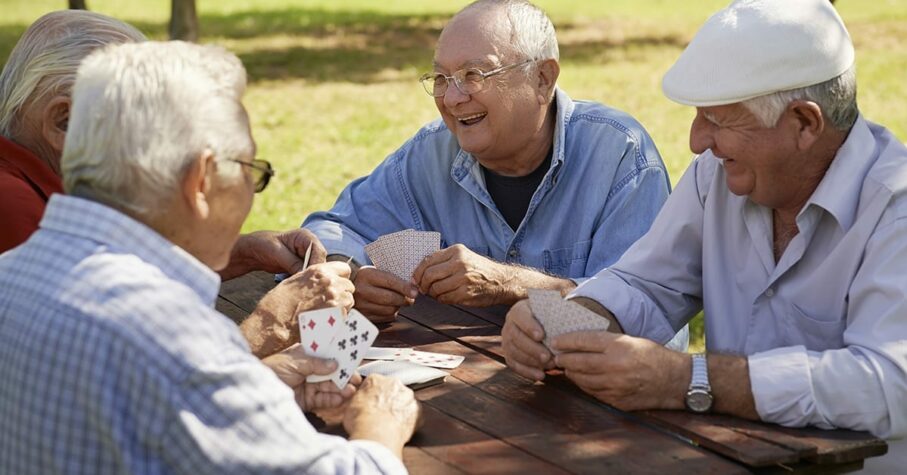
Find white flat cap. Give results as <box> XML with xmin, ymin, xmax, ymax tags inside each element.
<box><xmin>662</xmin><ymin>0</ymin><xmax>854</xmax><ymax>106</ymax></box>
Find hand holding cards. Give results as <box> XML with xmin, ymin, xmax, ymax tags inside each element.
<box><xmin>528</xmin><ymin>289</ymin><xmax>610</xmax><ymax>355</ymax></box>
<box><xmin>298</xmin><ymin>307</ymin><xmax>379</xmax><ymax>389</ymax></box>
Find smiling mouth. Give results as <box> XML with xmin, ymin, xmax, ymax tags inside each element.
<box><xmin>457</xmin><ymin>112</ymin><xmax>487</xmax><ymax>126</ymax></box>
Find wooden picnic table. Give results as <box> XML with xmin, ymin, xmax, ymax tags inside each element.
<box><xmin>218</xmin><ymin>272</ymin><xmax>888</xmax><ymax>474</ymax></box>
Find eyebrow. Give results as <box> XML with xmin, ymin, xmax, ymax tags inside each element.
<box><xmin>432</xmin><ymin>59</ymin><xmax>497</xmax><ymax>71</ymax></box>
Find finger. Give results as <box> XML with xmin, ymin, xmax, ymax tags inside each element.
<box><xmin>426</xmin><ymin>275</ymin><xmax>466</xmax><ymax>302</ymax></box>
<box><xmin>551</xmin><ymin>330</ymin><xmax>616</xmax><ymax>353</ymax></box>
<box><xmin>356</xmin><ymin>283</ymin><xmax>410</xmax><ymax>307</ymax></box>
<box><xmin>417</xmin><ymin>260</ymin><xmax>458</xmax><ymax>295</ymax></box>
<box><xmin>562</xmin><ymin>366</ymin><xmax>612</xmax><ymax>393</ymax></box>
<box><xmin>411</xmin><ymin>248</ymin><xmax>451</xmax><ymax>286</ymax></box>
<box><xmin>360</xmin><ymin>268</ymin><xmax>418</xmax><ymax>299</ymax></box>
<box><xmin>314</xmin><ymin>261</ymin><xmax>352</xmax><ymax>279</ymax></box>
<box><xmin>508</xmin><ymin>301</ymin><xmax>545</xmax><ymax>341</ymax></box>
<box><xmin>354</xmin><ymin>300</ymin><xmax>399</xmax><ymax>322</ymax></box>
<box><xmin>506</xmin><ymin>357</ymin><xmax>546</xmax><ymax>381</ymax></box>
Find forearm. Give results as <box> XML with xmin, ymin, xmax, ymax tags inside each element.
<box><xmin>497</xmin><ymin>265</ymin><xmax>576</xmax><ymax>305</ymax></box>
<box><xmin>219</xmin><ymin>233</ymin><xmax>258</xmax><ymax>281</ymax></box>
<box><xmin>348</xmin><ymin>424</ymin><xmax>407</xmax><ymax>460</ymax></box>
<box><xmin>240</xmin><ymin>309</ymin><xmax>294</xmax><ymax>358</ymax></box>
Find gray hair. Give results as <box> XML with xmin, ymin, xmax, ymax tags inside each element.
<box><xmin>0</xmin><ymin>10</ymin><xmax>146</xmax><ymax>138</ymax></box>
<box><xmin>459</xmin><ymin>0</ymin><xmax>559</xmax><ymax>62</ymax></box>
<box><xmin>62</xmin><ymin>41</ymin><xmax>252</xmax><ymax>218</ymax></box>
<box><xmin>742</xmin><ymin>66</ymin><xmax>859</xmax><ymax>131</ymax></box>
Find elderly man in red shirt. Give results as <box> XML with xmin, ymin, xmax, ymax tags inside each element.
<box><xmin>0</xmin><ymin>10</ymin><xmax>326</xmax><ymax>284</ymax></box>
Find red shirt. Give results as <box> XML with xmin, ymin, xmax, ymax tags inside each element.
<box><xmin>0</xmin><ymin>135</ymin><xmax>63</xmax><ymax>253</ymax></box>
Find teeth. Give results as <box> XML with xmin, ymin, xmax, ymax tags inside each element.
<box><xmin>458</xmin><ymin>112</ymin><xmax>486</xmax><ymax>121</ymax></box>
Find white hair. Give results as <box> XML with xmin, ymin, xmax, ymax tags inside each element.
<box><xmin>742</xmin><ymin>66</ymin><xmax>859</xmax><ymax>131</ymax></box>
<box><xmin>459</xmin><ymin>0</ymin><xmax>559</xmax><ymax>62</ymax></box>
<box><xmin>62</xmin><ymin>41</ymin><xmax>252</xmax><ymax>218</ymax></box>
<box><xmin>0</xmin><ymin>10</ymin><xmax>146</xmax><ymax>138</ymax></box>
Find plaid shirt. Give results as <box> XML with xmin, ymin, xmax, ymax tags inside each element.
<box><xmin>0</xmin><ymin>195</ymin><xmax>405</xmax><ymax>475</ymax></box>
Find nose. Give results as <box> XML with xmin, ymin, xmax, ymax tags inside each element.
<box><xmin>441</xmin><ymin>80</ymin><xmax>470</xmax><ymax>109</ymax></box>
<box><xmin>689</xmin><ymin>110</ymin><xmax>716</xmax><ymax>155</ymax></box>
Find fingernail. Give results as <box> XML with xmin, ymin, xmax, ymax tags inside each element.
<box><xmin>408</xmin><ymin>287</ymin><xmax>418</xmax><ymax>298</ymax></box>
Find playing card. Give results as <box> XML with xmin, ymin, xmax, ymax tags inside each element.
<box><xmin>365</xmin><ymin>347</ymin><xmax>416</xmax><ymax>360</ymax></box>
<box><xmin>306</xmin><ymin>309</ymin><xmax>379</xmax><ymax>389</ymax></box>
<box><xmin>401</xmin><ymin>350</ymin><xmax>465</xmax><ymax>369</ymax></box>
<box><xmin>365</xmin><ymin>229</ymin><xmax>441</xmax><ymax>280</ymax></box>
<box><xmin>358</xmin><ymin>360</ymin><xmax>448</xmax><ymax>389</ymax></box>
<box><xmin>528</xmin><ymin>289</ymin><xmax>610</xmax><ymax>354</ymax></box>
<box><xmin>298</xmin><ymin>307</ymin><xmax>345</xmax><ymax>357</ymax></box>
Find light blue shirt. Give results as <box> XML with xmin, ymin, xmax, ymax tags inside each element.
<box><xmin>0</xmin><ymin>195</ymin><xmax>405</xmax><ymax>475</ymax></box>
<box><xmin>573</xmin><ymin>117</ymin><xmax>907</xmax><ymax>472</ymax></box>
<box><xmin>304</xmin><ymin>89</ymin><xmax>671</xmax><ymax>281</ymax></box>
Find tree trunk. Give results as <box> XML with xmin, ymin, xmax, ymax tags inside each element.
<box><xmin>68</xmin><ymin>0</ymin><xmax>88</xmax><ymax>9</ymax></box>
<box><xmin>169</xmin><ymin>0</ymin><xmax>199</xmax><ymax>42</ymax></box>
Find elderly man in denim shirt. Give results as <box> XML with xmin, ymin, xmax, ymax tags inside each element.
<box><xmin>304</xmin><ymin>0</ymin><xmax>686</xmax><ymax>348</ymax></box>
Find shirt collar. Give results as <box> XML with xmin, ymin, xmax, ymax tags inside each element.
<box><xmin>802</xmin><ymin>116</ymin><xmax>877</xmax><ymax>232</ymax></box>
<box><xmin>452</xmin><ymin>87</ymin><xmax>574</xmax><ymax>180</ymax></box>
<box><xmin>0</xmin><ymin>135</ymin><xmax>63</xmax><ymax>200</ymax></box>
<box><xmin>39</xmin><ymin>194</ymin><xmax>221</xmax><ymax>305</ymax></box>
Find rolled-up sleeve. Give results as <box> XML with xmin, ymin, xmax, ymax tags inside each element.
<box><xmin>749</xmin><ymin>217</ymin><xmax>907</xmax><ymax>438</ymax></box>
<box><xmin>303</xmin><ymin>151</ymin><xmax>421</xmax><ymax>265</ymax></box>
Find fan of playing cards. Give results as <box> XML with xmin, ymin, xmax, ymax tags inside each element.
<box><xmin>365</xmin><ymin>229</ymin><xmax>441</xmax><ymax>280</ymax></box>
<box><xmin>528</xmin><ymin>289</ymin><xmax>611</xmax><ymax>355</ymax></box>
<box><xmin>299</xmin><ymin>307</ymin><xmax>379</xmax><ymax>389</ymax></box>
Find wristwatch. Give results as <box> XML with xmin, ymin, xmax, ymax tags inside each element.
<box><xmin>685</xmin><ymin>353</ymin><xmax>713</xmax><ymax>413</ymax></box>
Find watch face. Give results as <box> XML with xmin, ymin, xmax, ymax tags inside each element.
<box><xmin>686</xmin><ymin>389</ymin><xmax>713</xmax><ymax>413</ymax></box>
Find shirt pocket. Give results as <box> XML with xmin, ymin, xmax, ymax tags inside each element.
<box><xmin>786</xmin><ymin>303</ymin><xmax>846</xmax><ymax>351</ymax></box>
<box><xmin>543</xmin><ymin>240</ymin><xmax>592</xmax><ymax>278</ymax></box>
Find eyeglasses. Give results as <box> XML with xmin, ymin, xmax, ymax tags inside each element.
<box><xmin>419</xmin><ymin>58</ymin><xmax>536</xmax><ymax>97</ymax></box>
<box><xmin>224</xmin><ymin>158</ymin><xmax>274</xmax><ymax>193</ymax></box>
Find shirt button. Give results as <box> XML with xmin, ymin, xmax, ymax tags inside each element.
<box><xmin>765</xmin><ymin>288</ymin><xmax>775</xmax><ymax>297</ymax></box>
<box><xmin>508</xmin><ymin>249</ymin><xmax>518</xmax><ymax>258</ymax></box>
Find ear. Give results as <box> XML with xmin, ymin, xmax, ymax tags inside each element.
<box><xmin>785</xmin><ymin>100</ymin><xmax>825</xmax><ymax>151</ymax></box>
<box><xmin>181</xmin><ymin>149</ymin><xmax>216</xmax><ymax>220</ymax></box>
<box><xmin>41</xmin><ymin>95</ymin><xmax>70</xmax><ymax>155</ymax></box>
<box><xmin>535</xmin><ymin>59</ymin><xmax>560</xmax><ymax>105</ymax></box>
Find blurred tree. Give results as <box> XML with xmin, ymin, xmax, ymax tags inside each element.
<box><xmin>169</xmin><ymin>0</ymin><xmax>199</xmax><ymax>42</ymax></box>
<box><xmin>68</xmin><ymin>0</ymin><xmax>87</xmax><ymax>9</ymax></box>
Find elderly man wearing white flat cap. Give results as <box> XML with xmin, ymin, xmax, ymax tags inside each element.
<box><xmin>502</xmin><ymin>0</ymin><xmax>906</xmax><ymax>470</ymax></box>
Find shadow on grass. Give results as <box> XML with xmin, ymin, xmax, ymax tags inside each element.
<box><xmin>1</xmin><ymin>8</ymin><xmax>689</xmax><ymax>84</ymax></box>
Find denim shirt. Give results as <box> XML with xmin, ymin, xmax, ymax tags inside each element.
<box><xmin>304</xmin><ymin>88</ymin><xmax>671</xmax><ymax>281</ymax></box>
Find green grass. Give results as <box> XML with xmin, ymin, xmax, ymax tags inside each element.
<box><xmin>3</xmin><ymin>0</ymin><xmax>906</xmax><ymax>351</ymax></box>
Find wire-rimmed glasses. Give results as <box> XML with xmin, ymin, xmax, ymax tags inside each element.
<box><xmin>419</xmin><ymin>58</ymin><xmax>536</xmax><ymax>97</ymax></box>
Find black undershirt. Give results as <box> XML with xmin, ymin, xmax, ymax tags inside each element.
<box><xmin>482</xmin><ymin>147</ymin><xmax>553</xmax><ymax>231</ymax></box>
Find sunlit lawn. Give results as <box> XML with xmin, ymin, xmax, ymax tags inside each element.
<box><xmin>3</xmin><ymin>0</ymin><xmax>906</xmax><ymax>351</ymax></box>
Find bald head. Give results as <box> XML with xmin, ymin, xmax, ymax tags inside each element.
<box><xmin>438</xmin><ymin>0</ymin><xmax>558</xmax><ymax>64</ymax></box>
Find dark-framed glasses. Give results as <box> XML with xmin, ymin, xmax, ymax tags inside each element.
<box><xmin>419</xmin><ymin>58</ymin><xmax>536</xmax><ymax>97</ymax></box>
<box><xmin>224</xmin><ymin>158</ymin><xmax>274</xmax><ymax>193</ymax></box>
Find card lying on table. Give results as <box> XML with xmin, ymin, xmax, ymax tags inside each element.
<box><xmin>365</xmin><ymin>229</ymin><xmax>441</xmax><ymax>280</ymax></box>
<box><xmin>358</xmin><ymin>360</ymin><xmax>448</xmax><ymax>390</ymax></box>
<box><xmin>298</xmin><ymin>307</ymin><xmax>379</xmax><ymax>389</ymax></box>
<box><xmin>528</xmin><ymin>289</ymin><xmax>610</xmax><ymax>355</ymax></box>
<box><xmin>365</xmin><ymin>347</ymin><xmax>465</xmax><ymax>369</ymax></box>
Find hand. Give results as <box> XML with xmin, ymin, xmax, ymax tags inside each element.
<box><xmin>502</xmin><ymin>300</ymin><xmax>555</xmax><ymax>381</ymax></box>
<box><xmin>243</xmin><ymin>261</ymin><xmax>354</xmax><ymax>357</ymax></box>
<box><xmin>353</xmin><ymin>266</ymin><xmax>418</xmax><ymax>323</ymax></box>
<box><xmin>262</xmin><ymin>344</ymin><xmax>361</xmax><ymax>411</ymax></box>
<box><xmin>552</xmin><ymin>331</ymin><xmax>688</xmax><ymax>412</ymax></box>
<box><xmin>343</xmin><ymin>374</ymin><xmax>420</xmax><ymax>459</ymax></box>
<box><xmin>412</xmin><ymin>244</ymin><xmax>515</xmax><ymax>306</ymax></box>
<box><xmin>222</xmin><ymin>229</ymin><xmax>327</xmax><ymax>280</ymax></box>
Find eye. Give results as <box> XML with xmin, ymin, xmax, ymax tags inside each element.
<box><xmin>462</xmin><ymin>69</ymin><xmax>484</xmax><ymax>84</ymax></box>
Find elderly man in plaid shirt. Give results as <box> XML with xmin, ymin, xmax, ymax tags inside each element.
<box><xmin>0</xmin><ymin>41</ymin><xmax>418</xmax><ymax>474</ymax></box>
